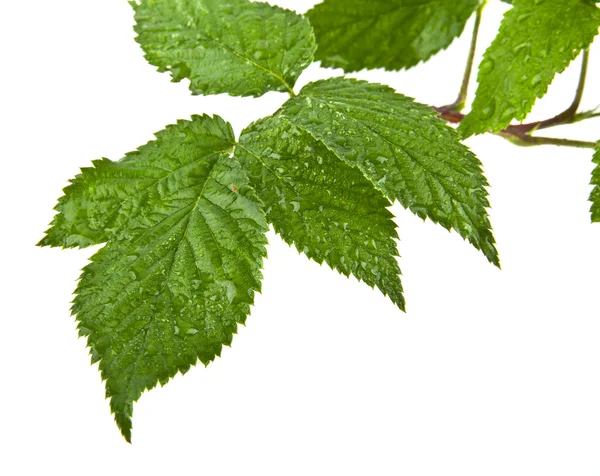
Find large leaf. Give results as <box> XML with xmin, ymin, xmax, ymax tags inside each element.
<box><xmin>237</xmin><ymin>116</ymin><xmax>404</xmax><ymax>310</ymax></box>
<box><xmin>306</xmin><ymin>0</ymin><xmax>481</xmax><ymax>72</ymax></box>
<box><xmin>590</xmin><ymin>143</ymin><xmax>600</xmax><ymax>222</ymax></box>
<box><xmin>40</xmin><ymin>115</ymin><xmax>268</xmax><ymax>441</ymax></box>
<box><xmin>460</xmin><ymin>0</ymin><xmax>600</xmax><ymax>137</ymax></box>
<box><xmin>40</xmin><ymin>115</ymin><xmax>238</xmax><ymax>248</ymax></box>
<box><xmin>131</xmin><ymin>0</ymin><xmax>316</xmax><ymax>96</ymax></box>
<box><xmin>277</xmin><ymin>77</ymin><xmax>499</xmax><ymax>266</ymax></box>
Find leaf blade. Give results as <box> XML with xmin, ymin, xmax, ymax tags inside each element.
<box><xmin>590</xmin><ymin>144</ymin><xmax>600</xmax><ymax>222</ymax></box>
<box><xmin>306</xmin><ymin>0</ymin><xmax>480</xmax><ymax>72</ymax></box>
<box><xmin>460</xmin><ymin>0</ymin><xmax>600</xmax><ymax>137</ymax></box>
<box><xmin>278</xmin><ymin>77</ymin><xmax>499</xmax><ymax>267</ymax></box>
<box><xmin>131</xmin><ymin>0</ymin><xmax>315</xmax><ymax>97</ymax></box>
<box><xmin>237</xmin><ymin>116</ymin><xmax>404</xmax><ymax>309</ymax></box>
<box><xmin>39</xmin><ymin>116</ymin><xmax>236</xmax><ymax>248</ymax></box>
<box><xmin>42</xmin><ymin>116</ymin><xmax>268</xmax><ymax>441</ymax></box>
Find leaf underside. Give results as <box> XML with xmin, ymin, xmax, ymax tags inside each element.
<box><xmin>131</xmin><ymin>0</ymin><xmax>316</xmax><ymax>96</ymax></box>
<box><xmin>591</xmin><ymin>144</ymin><xmax>600</xmax><ymax>222</ymax></box>
<box><xmin>276</xmin><ymin>77</ymin><xmax>499</xmax><ymax>267</ymax></box>
<box><xmin>460</xmin><ymin>0</ymin><xmax>600</xmax><ymax>137</ymax></box>
<box><xmin>306</xmin><ymin>0</ymin><xmax>481</xmax><ymax>72</ymax></box>
<box><xmin>41</xmin><ymin>115</ymin><xmax>268</xmax><ymax>441</ymax></box>
<box><xmin>237</xmin><ymin>116</ymin><xmax>405</xmax><ymax>309</ymax></box>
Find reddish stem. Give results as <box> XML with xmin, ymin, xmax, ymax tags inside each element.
<box><xmin>433</xmin><ymin>50</ymin><xmax>596</xmax><ymax>149</ymax></box>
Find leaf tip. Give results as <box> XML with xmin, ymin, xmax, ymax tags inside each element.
<box><xmin>484</xmin><ymin>245</ymin><xmax>501</xmax><ymax>270</ymax></box>
<box><xmin>457</xmin><ymin>120</ymin><xmax>476</xmax><ymax>140</ymax></box>
<box><xmin>114</xmin><ymin>409</ymin><xmax>133</xmax><ymax>443</ymax></box>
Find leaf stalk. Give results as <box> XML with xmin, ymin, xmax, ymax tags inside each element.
<box><xmin>434</xmin><ymin>49</ymin><xmax>596</xmax><ymax>149</ymax></box>
<box><xmin>447</xmin><ymin>1</ymin><xmax>485</xmax><ymax>112</ymax></box>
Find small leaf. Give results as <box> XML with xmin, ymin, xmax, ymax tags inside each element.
<box><xmin>277</xmin><ymin>77</ymin><xmax>499</xmax><ymax>267</ymax></box>
<box><xmin>237</xmin><ymin>116</ymin><xmax>404</xmax><ymax>310</ymax></box>
<box><xmin>590</xmin><ymin>143</ymin><xmax>600</xmax><ymax>222</ymax></box>
<box><xmin>41</xmin><ymin>115</ymin><xmax>268</xmax><ymax>441</ymax></box>
<box><xmin>460</xmin><ymin>0</ymin><xmax>600</xmax><ymax>137</ymax></box>
<box><xmin>306</xmin><ymin>0</ymin><xmax>481</xmax><ymax>72</ymax></box>
<box><xmin>132</xmin><ymin>0</ymin><xmax>315</xmax><ymax>97</ymax></box>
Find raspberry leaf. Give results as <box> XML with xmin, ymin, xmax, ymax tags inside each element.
<box><xmin>306</xmin><ymin>0</ymin><xmax>481</xmax><ymax>72</ymax></box>
<box><xmin>41</xmin><ymin>115</ymin><xmax>268</xmax><ymax>441</ymax></box>
<box><xmin>277</xmin><ymin>78</ymin><xmax>499</xmax><ymax>267</ymax></box>
<box><xmin>460</xmin><ymin>0</ymin><xmax>600</xmax><ymax>137</ymax></box>
<box><xmin>237</xmin><ymin>116</ymin><xmax>405</xmax><ymax>310</ymax></box>
<box><xmin>132</xmin><ymin>0</ymin><xmax>315</xmax><ymax>96</ymax></box>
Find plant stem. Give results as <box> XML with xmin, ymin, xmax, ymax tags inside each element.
<box><xmin>496</xmin><ymin>132</ymin><xmax>597</xmax><ymax>149</ymax></box>
<box><xmin>509</xmin><ymin>49</ymin><xmax>589</xmax><ymax>134</ymax></box>
<box><xmin>433</xmin><ymin>49</ymin><xmax>597</xmax><ymax>149</ymax></box>
<box><xmin>447</xmin><ymin>3</ymin><xmax>485</xmax><ymax>111</ymax></box>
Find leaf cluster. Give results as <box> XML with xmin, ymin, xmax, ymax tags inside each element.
<box><xmin>40</xmin><ymin>0</ymin><xmax>600</xmax><ymax>441</ymax></box>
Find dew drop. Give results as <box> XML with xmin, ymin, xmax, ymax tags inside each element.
<box><xmin>512</xmin><ymin>41</ymin><xmax>531</xmax><ymax>55</ymax></box>
<box><xmin>501</xmin><ymin>107</ymin><xmax>517</xmax><ymax>120</ymax></box>
<box><xmin>146</xmin><ymin>345</ymin><xmax>158</xmax><ymax>357</ymax></box>
<box><xmin>517</xmin><ymin>13</ymin><xmax>532</xmax><ymax>22</ymax></box>
<box><xmin>219</xmin><ymin>280</ymin><xmax>237</xmax><ymax>304</ymax></box>
<box><xmin>479</xmin><ymin>58</ymin><xmax>495</xmax><ymax>74</ymax></box>
<box><xmin>530</xmin><ymin>74</ymin><xmax>543</xmax><ymax>87</ymax></box>
<box><xmin>480</xmin><ymin>100</ymin><xmax>496</xmax><ymax>119</ymax></box>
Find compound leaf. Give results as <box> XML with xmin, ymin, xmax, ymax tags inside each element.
<box><xmin>306</xmin><ymin>0</ymin><xmax>481</xmax><ymax>72</ymax></box>
<box><xmin>41</xmin><ymin>115</ymin><xmax>268</xmax><ymax>441</ymax></box>
<box><xmin>460</xmin><ymin>0</ymin><xmax>600</xmax><ymax>137</ymax></box>
<box><xmin>278</xmin><ymin>77</ymin><xmax>499</xmax><ymax>267</ymax></box>
<box><xmin>132</xmin><ymin>0</ymin><xmax>315</xmax><ymax>97</ymax></box>
<box><xmin>590</xmin><ymin>143</ymin><xmax>600</xmax><ymax>222</ymax></box>
<box><xmin>237</xmin><ymin>116</ymin><xmax>404</xmax><ymax>310</ymax></box>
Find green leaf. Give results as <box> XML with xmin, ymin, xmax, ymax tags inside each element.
<box><xmin>460</xmin><ymin>0</ymin><xmax>600</xmax><ymax>137</ymax></box>
<box><xmin>277</xmin><ymin>77</ymin><xmax>499</xmax><ymax>267</ymax></box>
<box><xmin>40</xmin><ymin>115</ymin><xmax>238</xmax><ymax>248</ymax></box>
<box><xmin>306</xmin><ymin>0</ymin><xmax>481</xmax><ymax>72</ymax></box>
<box><xmin>41</xmin><ymin>115</ymin><xmax>268</xmax><ymax>441</ymax></box>
<box><xmin>237</xmin><ymin>116</ymin><xmax>404</xmax><ymax>310</ymax></box>
<box><xmin>131</xmin><ymin>0</ymin><xmax>315</xmax><ymax>97</ymax></box>
<box><xmin>590</xmin><ymin>144</ymin><xmax>600</xmax><ymax>222</ymax></box>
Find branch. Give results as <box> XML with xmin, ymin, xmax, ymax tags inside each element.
<box><xmin>508</xmin><ymin>49</ymin><xmax>589</xmax><ymax>134</ymax></box>
<box><xmin>496</xmin><ymin>132</ymin><xmax>597</xmax><ymax>149</ymax></box>
<box><xmin>433</xmin><ymin>49</ymin><xmax>597</xmax><ymax>149</ymax></box>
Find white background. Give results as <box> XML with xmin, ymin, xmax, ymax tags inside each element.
<box><xmin>2</xmin><ymin>1</ymin><xmax>600</xmax><ymax>474</ymax></box>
